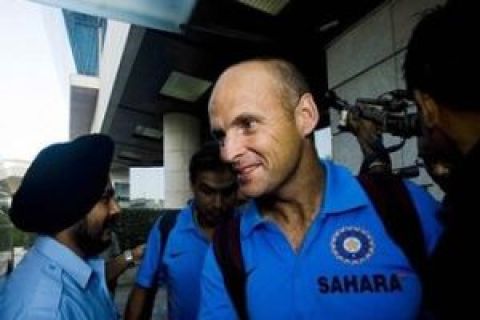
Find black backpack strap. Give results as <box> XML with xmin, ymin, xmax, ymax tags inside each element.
<box><xmin>357</xmin><ymin>173</ymin><xmax>427</xmax><ymax>284</ymax></box>
<box><xmin>158</xmin><ymin>209</ymin><xmax>180</xmax><ymax>257</ymax></box>
<box><xmin>212</xmin><ymin>214</ymin><xmax>248</xmax><ymax>320</ymax></box>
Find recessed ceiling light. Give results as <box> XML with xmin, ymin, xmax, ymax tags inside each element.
<box><xmin>236</xmin><ymin>0</ymin><xmax>290</xmax><ymax>16</ymax></box>
<box><xmin>134</xmin><ymin>125</ymin><xmax>162</xmax><ymax>141</ymax></box>
<box><xmin>118</xmin><ymin>151</ymin><xmax>141</xmax><ymax>162</ymax></box>
<box><xmin>317</xmin><ymin>20</ymin><xmax>340</xmax><ymax>33</ymax></box>
<box><xmin>160</xmin><ymin>71</ymin><xmax>211</xmax><ymax>102</ymax></box>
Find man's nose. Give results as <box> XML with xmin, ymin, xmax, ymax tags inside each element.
<box><xmin>110</xmin><ymin>199</ymin><xmax>121</xmax><ymax>216</ymax></box>
<box><xmin>213</xmin><ymin>193</ymin><xmax>223</xmax><ymax>209</ymax></box>
<box><xmin>221</xmin><ymin>134</ymin><xmax>243</xmax><ymax>163</ymax></box>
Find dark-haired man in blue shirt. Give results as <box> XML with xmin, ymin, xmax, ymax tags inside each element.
<box><xmin>125</xmin><ymin>142</ymin><xmax>237</xmax><ymax>320</ymax></box>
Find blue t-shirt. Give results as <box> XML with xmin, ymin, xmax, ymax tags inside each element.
<box><xmin>0</xmin><ymin>236</ymin><xmax>118</xmax><ymax>320</ymax></box>
<box><xmin>199</xmin><ymin>160</ymin><xmax>442</xmax><ymax>320</ymax></box>
<box><xmin>136</xmin><ymin>202</ymin><xmax>209</xmax><ymax>320</ymax></box>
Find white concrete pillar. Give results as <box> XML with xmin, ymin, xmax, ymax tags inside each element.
<box><xmin>163</xmin><ymin>113</ymin><xmax>200</xmax><ymax>208</ymax></box>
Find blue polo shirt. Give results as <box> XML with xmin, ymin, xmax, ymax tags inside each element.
<box><xmin>199</xmin><ymin>160</ymin><xmax>442</xmax><ymax>320</ymax></box>
<box><xmin>0</xmin><ymin>236</ymin><xmax>118</xmax><ymax>320</ymax></box>
<box><xmin>136</xmin><ymin>202</ymin><xmax>209</xmax><ymax>320</ymax></box>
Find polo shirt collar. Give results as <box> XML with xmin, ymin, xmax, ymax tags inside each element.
<box><xmin>174</xmin><ymin>200</ymin><xmax>197</xmax><ymax>233</ymax></box>
<box><xmin>320</xmin><ymin>160</ymin><xmax>368</xmax><ymax>215</ymax></box>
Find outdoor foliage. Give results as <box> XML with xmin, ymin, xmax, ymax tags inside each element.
<box><xmin>0</xmin><ymin>208</ymin><xmax>169</xmax><ymax>251</ymax></box>
<box><xmin>113</xmin><ymin>208</ymin><xmax>163</xmax><ymax>251</ymax></box>
<box><xmin>0</xmin><ymin>214</ymin><xmax>33</xmax><ymax>250</ymax></box>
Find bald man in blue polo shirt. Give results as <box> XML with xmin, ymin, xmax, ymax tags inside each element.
<box><xmin>200</xmin><ymin>58</ymin><xmax>442</xmax><ymax>320</ymax></box>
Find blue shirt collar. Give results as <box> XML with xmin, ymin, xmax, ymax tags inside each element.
<box><xmin>175</xmin><ymin>200</ymin><xmax>197</xmax><ymax>232</ymax></box>
<box><xmin>240</xmin><ymin>201</ymin><xmax>263</xmax><ymax>237</ymax></box>
<box><xmin>320</xmin><ymin>160</ymin><xmax>368</xmax><ymax>214</ymax></box>
<box><xmin>35</xmin><ymin>236</ymin><xmax>103</xmax><ymax>289</ymax></box>
<box><xmin>241</xmin><ymin>160</ymin><xmax>370</xmax><ymax>237</ymax></box>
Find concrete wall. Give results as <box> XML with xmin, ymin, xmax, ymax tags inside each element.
<box><xmin>326</xmin><ymin>0</ymin><xmax>445</xmax><ymax>198</ymax></box>
<box><xmin>163</xmin><ymin>113</ymin><xmax>200</xmax><ymax>208</ymax></box>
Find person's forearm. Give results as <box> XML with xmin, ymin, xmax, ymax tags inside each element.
<box><xmin>105</xmin><ymin>254</ymin><xmax>129</xmax><ymax>292</ymax></box>
<box><xmin>125</xmin><ymin>286</ymin><xmax>158</xmax><ymax>320</ymax></box>
<box><xmin>106</xmin><ymin>246</ymin><xmax>144</xmax><ymax>292</ymax></box>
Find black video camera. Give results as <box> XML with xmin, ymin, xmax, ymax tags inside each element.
<box><xmin>323</xmin><ymin>89</ymin><xmax>423</xmax><ymax>178</ymax></box>
<box><xmin>323</xmin><ymin>89</ymin><xmax>420</xmax><ymax>138</ymax></box>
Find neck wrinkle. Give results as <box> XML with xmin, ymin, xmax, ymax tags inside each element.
<box><xmin>259</xmin><ymin>145</ymin><xmax>324</xmax><ymax>226</ymax></box>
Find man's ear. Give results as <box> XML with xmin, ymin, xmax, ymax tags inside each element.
<box><xmin>414</xmin><ymin>91</ymin><xmax>440</xmax><ymax>128</ymax></box>
<box><xmin>295</xmin><ymin>93</ymin><xmax>319</xmax><ymax>137</ymax></box>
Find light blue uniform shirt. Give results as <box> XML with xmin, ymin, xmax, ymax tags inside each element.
<box><xmin>199</xmin><ymin>160</ymin><xmax>442</xmax><ymax>320</ymax></box>
<box><xmin>0</xmin><ymin>236</ymin><xmax>118</xmax><ymax>320</ymax></box>
<box><xmin>136</xmin><ymin>202</ymin><xmax>209</xmax><ymax>320</ymax></box>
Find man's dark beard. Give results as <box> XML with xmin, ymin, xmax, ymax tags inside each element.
<box><xmin>73</xmin><ymin>218</ymin><xmax>112</xmax><ymax>257</ymax></box>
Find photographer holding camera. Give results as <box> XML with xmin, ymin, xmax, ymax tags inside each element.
<box><xmin>325</xmin><ymin>89</ymin><xmax>419</xmax><ymax>176</ymax></box>
<box><xmin>403</xmin><ymin>1</ymin><xmax>480</xmax><ymax>318</ymax></box>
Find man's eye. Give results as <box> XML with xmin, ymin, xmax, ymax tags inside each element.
<box><xmin>100</xmin><ymin>188</ymin><xmax>115</xmax><ymax>202</ymax></box>
<box><xmin>217</xmin><ymin>136</ymin><xmax>225</xmax><ymax>146</ymax></box>
<box><xmin>201</xmin><ymin>188</ymin><xmax>214</xmax><ymax>196</ymax></box>
<box><xmin>240</xmin><ymin>118</ymin><xmax>256</xmax><ymax>131</ymax></box>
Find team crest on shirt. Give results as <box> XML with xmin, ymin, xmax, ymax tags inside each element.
<box><xmin>331</xmin><ymin>226</ymin><xmax>374</xmax><ymax>264</ymax></box>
